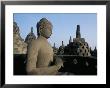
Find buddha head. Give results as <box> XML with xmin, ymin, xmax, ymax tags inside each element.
<box><xmin>36</xmin><ymin>18</ymin><xmax>53</xmax><ymax>39</ymax></box>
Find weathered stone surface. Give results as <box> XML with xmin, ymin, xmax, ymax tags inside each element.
<box><xmin>36</xmin><ymin>18</ymin><xmax>53</xmax><ymax>37</ymax></box>
<box><xmin>76</xmin><ymin>25</ymin><xmax>81</xmax><ymax>38</ymax></box>
<box><xmin>13</xmin><ymin>22</ymin><xmax>27</xmax><ymax>54</ymax></box>
<box><xmin>25</xmin><ymin>27</ymin><xmax>36</xmax><ymax>44</ymax></box>
<box><xmin>58</xmin><ymin>41</ymin><xmax>65</xmax><ymax>55</ymax></box>
<box><xmin>13</xmin><ymin>20</ymin><xmax>96</xmax><ymax>75</ymax></box>
<box><xmin>52</xmin><ymin>43</ymin><xmax>58</xmax><ymax>55</ymax></box>
<box><xmin>64</xmin><ymin>25</ymin><xmax>91</xmax><ymax>57</ymax></box>
<box><xmin>26</xmin><ymin>18</ymin><xmax>63</xmax><ymax>75</ymax></box>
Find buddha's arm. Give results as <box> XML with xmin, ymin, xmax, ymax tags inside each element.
<box><xmin>27</xmin><ymin>65</ymin><xmax>59</xmax><ymax>75</ymax></box>
<box><xmin>26</xmin><ymin>40</ymin><xmax>60</xmax><ymax>75</ymax></box>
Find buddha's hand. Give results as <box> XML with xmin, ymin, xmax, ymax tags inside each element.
<box><xmin>55</xmin><ymin>57</ymin><xmax>64</xmax><ymax>69</ymax></box>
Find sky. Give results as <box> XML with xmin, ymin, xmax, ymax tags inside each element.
<box><xmin>14</xmin><ymin>13</ymin><xmax>97</xmax><ymax>50</ymax></box>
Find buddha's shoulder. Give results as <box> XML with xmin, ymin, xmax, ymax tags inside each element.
<box><xmin>31</xmin><ymin>38</ymin><xmax>43</xmax><ymax>46</ymax></box>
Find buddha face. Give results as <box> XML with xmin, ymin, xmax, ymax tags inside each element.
<box><xmin>37</xmin><ymin>18</ymin><xmax>53</xmax><ymax>39</ymax></box>
<box><xmin>39</xmin><ymin>24</ymin><xmax>52</xmax><ymax>39</ymax></box>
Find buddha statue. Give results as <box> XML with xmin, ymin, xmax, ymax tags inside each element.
<box><xmin>26</xmin><ymin>18</ymin><xmax>63</xmax><ymax>75</ymax></box>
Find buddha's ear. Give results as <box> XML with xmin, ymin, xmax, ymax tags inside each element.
<box><xmin>38</xmin><ymin>27</ymin><xmax>42</xmax><ymax>35</ymax></box>
<box><xmin>37</xmin><ymin>22</ymin><xmax>40</xmax><ymax>36</ymax></box>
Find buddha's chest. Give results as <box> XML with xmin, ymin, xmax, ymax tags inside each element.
<box><xmin>40</xmin><ymin>42</ymin><xmax>53</xmax><ymax>55</ymax></box>
<box><xmin>37</xmin><ymin>42</ymin><xmax>53</xmax><ymax>66</ymax></box>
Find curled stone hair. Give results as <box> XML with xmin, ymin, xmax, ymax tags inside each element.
<box><xmin>36</xmin><ymin>18</ymin><xmax>53</xmax><ymax>36</ymax></box>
